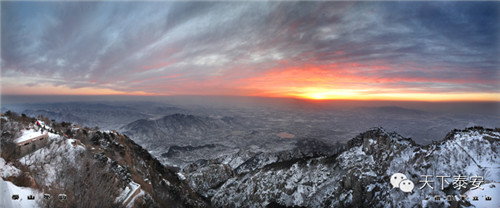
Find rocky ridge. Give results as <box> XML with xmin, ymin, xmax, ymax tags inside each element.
<box><xmin>181</xmin><ymin>127</ymin><xmax>499</xmax><ymax>208</ymax></box>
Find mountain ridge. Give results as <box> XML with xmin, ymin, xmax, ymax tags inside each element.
<box><xmin>184</xmin><ymin>126</ymin><xmax>499</xmax><ymax>208</ymax></box>
<box><xmin>0</xmin><ymin>112</ymin><xmax>211</xmax><ymax>208</ymax></box>
<box><xmin>2</xmin><ymin>111</ymin><xmax>498</xmax><ymax>208</ymax></box>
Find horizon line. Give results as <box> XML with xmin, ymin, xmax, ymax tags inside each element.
<box><xmin>2</xmin><ymin>93</ymin><xmax>500</xmax><ymax>103</ymax></box>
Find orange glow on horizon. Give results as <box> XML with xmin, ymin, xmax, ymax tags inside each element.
<box><xmin>251</xmin><ymin>85</ymin><xmax>500</xmax><ymax>102</ymax></box>
<box><xmin>2</xmin><ymin>62</ymin><xmax>499</xmax><ymax>102</ymax></box>
<box><xmin>288</xmin><ymin>91</ymin><xmax>500</xmax><ymax>102</ymax></box>
<box><xmin>3</xmin><ymin>83</ymin><xmax>499</xmax><ymax>102</ymax></box>
<box><xmin>1</xmin><ymin>81</ymin><xmax>160</xmax><ymax>96</ymax></box>
<box><xmin>241</xmin><ymin>64</ymin><xmax>500</xmax><ymax>102</ymax></box>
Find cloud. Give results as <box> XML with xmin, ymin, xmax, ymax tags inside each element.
<box><xmin>1</xmin><ymin>1</ymin><xmax>499</xmax><ymax>100</ymax></box>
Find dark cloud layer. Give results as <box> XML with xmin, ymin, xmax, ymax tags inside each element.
<box><xmin>1</xmin><ymin>1</ymin><xmax>499</xmax><ymax>98</ymax></box>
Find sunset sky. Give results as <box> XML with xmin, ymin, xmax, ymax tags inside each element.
<box><xmin>1</xmin><ymin>1</ymin><xmax>499</xmax><ymax>101</ymax></box>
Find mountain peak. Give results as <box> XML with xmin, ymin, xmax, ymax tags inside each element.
<box><xmin>347</xmin><ymin>127</ymin><xmax>417</xmax><ymax>150</ymax></box>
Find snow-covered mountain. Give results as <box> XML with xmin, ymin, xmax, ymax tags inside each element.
<box><xmin>1</xmin><ymin>111</ymin><xmax>498</xmax><ymax>208</ymax></box>
<box><xmin>0</xmin><ymin>112</ymin><xmax>209</xmax><ymax>208</ymax></box>
<box><xmin>181</xmin><ymin>127</ymin><xmax>499</xmax><ymax>208</ymax></box>
<box><xmin>119</xmin><ymin>113</ymin><xmax>310</xmax><ymax>168</ymax></box>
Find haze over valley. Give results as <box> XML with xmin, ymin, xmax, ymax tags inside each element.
<box><xmin>3</xmin><ymin>95</ymin><xmax>498</xmax><ymax>168</ymax></box>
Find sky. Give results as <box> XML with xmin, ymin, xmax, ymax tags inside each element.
<box><xmin>1</xmin><ymin>1</ymin><xmax>499</xmax><ymax>101</ymax></box>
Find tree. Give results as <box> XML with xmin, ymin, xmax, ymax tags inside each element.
<box><xmin>0</xmin><ymin>136</ymin><xmax>17</xmax><ymax>161</ymax></box>
<box><xmin>5</xmin><ymin>111</ymin><xmax>19</xmax><ymax>121</ymax></box>
<box><xmin>0</xmin><ymin>117</ymin><xmax>22</xmax><ymax>161</ymax></box>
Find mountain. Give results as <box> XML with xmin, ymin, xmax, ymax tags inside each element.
<box><xmin>120</xmin><ymin>113</ymin><xmax>241</xmax><ymax>150</ymax></box>
<box><xmin>0</xmin><ymin>112</ymin><xmax>209</xmax><ymax>208</ymax></box>
<box><xmin>180</xmin><ymin>127</ymin><xmax>499</xmax><ymax>208</ymax></box>
<box><xmin>2</xmin><ymin>111</ymin><xmax>498</xmax><ymax>208</ymax></box>
<box><xmin>22</xmin><ymin>109</ymin><xmax>89</xmax><ymax>124</ymax></box>
<box><xmin>6</xmin><ymin>101</ymin><xmax>498</xmax><ymax>150</ymax></box>
<box><xmin>2</xmin><ymin>102</ymin><xmax>189</xmax><ymax>131</ymax></box>
<box><xmin>180</xmin><ymin>139</ymin><xmax>345</xmax><ymax>199</ymax></box>
<box><xmin>120</xmin><ymin>113</ymin><xmax>257</xmax><ymax>167</ymax></box>
<box><xmin>121</xmin><ymin>114</ymin><xmax>232</xmax><ymax>143</ymax></box>
<box><xmin>17</xmin><ymin>103</ymin><xmax>152</xmax><ymax>130</ymax></box>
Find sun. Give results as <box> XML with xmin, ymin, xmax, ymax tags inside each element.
<box><xmin>304</xmin><ymin>92</ymin><xmax>328</xmax><ymax>100</ymax></box>
<box><xmin>294</xmin><ymin>88</ymin><xmax>360</xmax><ymax>100</ymax></box>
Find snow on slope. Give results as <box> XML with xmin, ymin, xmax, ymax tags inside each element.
<box><xmin>210</xmin><ymin>127</ymin><xmax>500</xmax><ymax>208</ymax></box>
<box><xmin>0</xmin><ymin>178</ymin><xmax>41</xmax><ymax>208</ymax></box>
<box><xmin>116</xmin><ymin>181</ymin><xmax>141</xmax><ymax>207</ymax></box>
<box><xmin>0</xmin><ymin>158</ymin><xmax>21</xmax><ymax>178</ymax></box>
<box><xmin>126</xmin><ymin>189</ymin><xmax>144</xmax><ymax>208</ymax></box>
<box><xmin>465</xmin><ymin>182</ymin><xmax>500</xmax><ymax>208</ymax></box>
<box><xmin>14</xmin><ymin>120</ymin><xmax>57</xmax><ymax>143</ymax></box>
<box><xmin>19</xmin><ymin>136</ymin><xmax>86</xmax><ymax>187</ymax></box>
<box><xmin>0</xmin><ymin>178</ymin><xmax>15</xmax><ymax>208</ymax></box>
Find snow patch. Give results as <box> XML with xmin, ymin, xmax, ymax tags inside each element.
<box><xmin>19</xmin><ymin>135</ymin><xmax>86</xmax><ymax>187</ymax></box>
<box><xmin>126</xmin><ymin>189</ymin><xmax>144</xmax><ymax>208</ymax></box>
<box><xmin>465</xmin><ymin>182</ymin><xmax>500</xmax><ymax>208</ymax></box>
<box><xmin>0</xmin><ymin>178</ymin><xmax>40</xmax><ymax>208</ymax></box>
<box><xmin>177</xmin><ymin>172</ymin><xmax>186</xmax><ymax>181</ymax></box>
<box><xmin>117</xmin><ymin>181</ymin><xmax>141</xmax><ymax>206</ymax></box>
<box><xmin>0</xmin><ymin>158</ymin><xmax>21</xmax><ymax>178</ymax></box>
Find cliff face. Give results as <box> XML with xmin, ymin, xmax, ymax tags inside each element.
<box><xmin>88</xmin><ymin>130</ymin><xmax>211</xmax><ymax>207</ymax></box>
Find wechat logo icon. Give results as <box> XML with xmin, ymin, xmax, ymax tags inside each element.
<box><xmin>391</xmin><ymin>173</ymin><xmax>414</xmax><ymax>193</ymax></box>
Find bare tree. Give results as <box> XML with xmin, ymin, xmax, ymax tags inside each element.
<box><xmin>1</xmin><ymin>117</ymin><xmax>22</xmax><ymax>160</ymax></box>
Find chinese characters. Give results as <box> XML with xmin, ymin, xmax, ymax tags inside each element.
<box><xmin>419</xmin><ymin>175</ymin><xmax>484</xmax><ymax>190</ymax></box>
